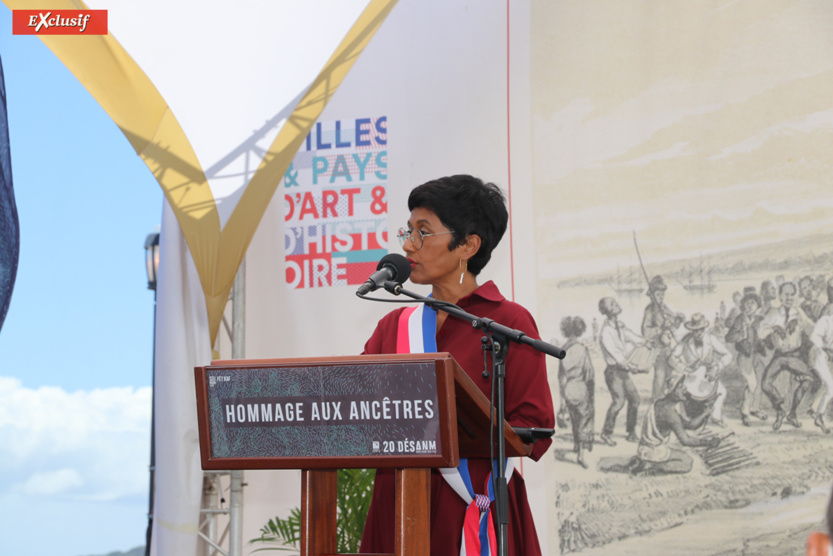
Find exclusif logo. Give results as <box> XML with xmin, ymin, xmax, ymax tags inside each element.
<box><xmin>12</xmin><ymin>10</ymin><xmax>108</xmax><ymax>35</ymax></box>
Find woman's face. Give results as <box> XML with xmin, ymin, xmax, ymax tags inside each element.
<box><xmin>402</xmin><ymin>207</ymin><xmax>469</xmax><ymax>287</ymax></box>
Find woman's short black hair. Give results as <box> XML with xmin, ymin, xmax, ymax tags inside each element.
<box><xmin>560</xmin><ymin>316</ymin><xmax>586</xmax><ymax>339</ymax></box>
<box><xmin>408</xmin><ymin>174</ymin><xmax>508</xmax><ymax>276</ymax></box>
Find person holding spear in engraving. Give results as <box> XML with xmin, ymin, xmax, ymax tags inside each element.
<box><xmin>632</xmin><ymin>233</ymin><xmax>684</xmax><ymax>399</ymax></box>
<box><xmin>641</xmin><ymin>274</ymin><xmax>685</xmax><ymax>398</ymax></box>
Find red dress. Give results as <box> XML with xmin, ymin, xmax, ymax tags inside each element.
<box><xmin>359</xmin><ymin>281</ymin><xmax>554</xmax><ymax>556</ymax></box>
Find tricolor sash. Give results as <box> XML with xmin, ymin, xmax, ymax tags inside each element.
<box><xmin>396</xmin><ymin>303</ymin><xmax>515</xmax><ymax>556</ymax></box>
<box><xmin>396</xmin><ymin>303</ymin><xmax>437</xmax><ymax>353</ymax></box>
<box><xmin>440</xmin><ymin>459</ymin><xmax>515</xmax><ymax>556</ymax></box>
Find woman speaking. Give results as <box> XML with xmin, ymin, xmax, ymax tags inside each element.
<box><xmin>359</xmin><ymin>175</ymin><xmax>555</xmax><ymax>556</ymax></box>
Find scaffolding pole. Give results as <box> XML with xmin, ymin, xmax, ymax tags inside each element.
<box><xmin>199</xmin><ymin>260</ymin><xmax>246</xmax><ymax>556</ymax></box>
<box><xmin>229</xmin><ymin>260</ymin><xmax>245</xmax><ymax>556</ymax></box>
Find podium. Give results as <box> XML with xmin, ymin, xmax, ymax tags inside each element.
<box><xmin>194</xmin><ymin>353</ymin><xmax>533</xmax><ymax>556</ymax></box>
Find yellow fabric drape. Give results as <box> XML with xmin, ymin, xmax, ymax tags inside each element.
<box><xmin>4</xmin><ymin>0</ymin><xmax>398</xmax><ymax>344</ymax></box>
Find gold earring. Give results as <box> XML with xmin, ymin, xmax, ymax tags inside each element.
<box><xmin>459</xmin><ymin>259</ymin><xmax>467</xmax><ymax>284</ymax></box>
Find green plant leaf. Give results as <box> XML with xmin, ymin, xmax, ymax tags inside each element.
<box><xmin>335</xmin><ymin>468</ymin><xmax>375</xmax><ymax>552</ymax></box>
<box><xmin>250</xmin><ymin>469</ymin><xmax>375</xmax><ymax>553</ymax></box>
<box><xmin>249</xmin><ymin>507</ymin><xmax>301</xmax><ymax>553</ymax></box>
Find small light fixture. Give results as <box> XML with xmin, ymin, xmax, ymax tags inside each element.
<box><xmin>144</xmin><ymin>232</ymin><xmax>160</xmax><ymax>291</ymax></box>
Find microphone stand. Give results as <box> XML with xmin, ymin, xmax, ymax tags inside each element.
<box><xmin>382</xmin><ymin>281</ymin><xmax>564</xmax><ymax>556</ymax></box>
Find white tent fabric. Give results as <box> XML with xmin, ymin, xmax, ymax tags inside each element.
<box><xmin>152</xmin><ymin>201</ymin><xmax>212</xmax><ymax>556</ymax></box>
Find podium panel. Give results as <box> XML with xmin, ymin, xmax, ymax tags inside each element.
<box><xmin>195</xmin><ymin>353</ymin><xmax>461</xmax><ymax>470</ymax></box>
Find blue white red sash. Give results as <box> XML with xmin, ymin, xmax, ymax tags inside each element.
<box><xmin>396</xmin><ymin>303</ymin><xmax>437</xmax><ymax>353</ymax></box>
<box><xmin>439</xmin><ymin>459</ymin><xmax>515</xmax><ymax>556</ymax></box>
<box><xmin>396</xmin><ymin>303</ymin><xmax>515</xmax><ymax>556</ymax></box>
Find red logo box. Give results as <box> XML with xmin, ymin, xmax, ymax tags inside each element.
<box><xmin>12</xmin><ymin>10</ymin><xmax>108</xmax><ymax>35</ymax></box>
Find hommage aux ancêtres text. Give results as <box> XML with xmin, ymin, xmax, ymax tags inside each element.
<box><xmin>223</xmin><ymin>396</ymin><xmax>435</xmax><ymax>426</ymax></box>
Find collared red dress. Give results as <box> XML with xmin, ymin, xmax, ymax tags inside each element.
<box><xmin>358</xmin><ymin>281</ymin><xmax>554</xmax><ymax>556</ymax></box>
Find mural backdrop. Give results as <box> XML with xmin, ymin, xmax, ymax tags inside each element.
<box><xmin>532</xmin><ymin>1</ymin><xmax>833</xmax><ymax>554</ymax></box>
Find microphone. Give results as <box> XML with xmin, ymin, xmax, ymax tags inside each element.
<box><xmin>356</xmin><ymin>254</ymin><xmax>411</xmax><ymax>296</ymax></box>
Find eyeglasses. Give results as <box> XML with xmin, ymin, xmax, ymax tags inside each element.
<box><xmin>396</xmin><ymin>227</ymin><xmax>455</xmax><ymax>250</ymax></box>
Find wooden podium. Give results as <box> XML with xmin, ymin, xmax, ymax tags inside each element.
<box><xmin>194</xmin><ymin>353</ymin><xmax>532</xmax><ymax>556</ymax></box>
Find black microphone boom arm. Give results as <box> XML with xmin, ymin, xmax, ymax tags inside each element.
<box><xmin>386</xmin><ymin>282</ymin><xmax>566</xmax><ymax>359</ymax></box>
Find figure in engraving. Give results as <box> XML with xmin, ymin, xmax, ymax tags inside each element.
<box><xmin>670</xmin><ymin>313</ymin><xmax>732</xmax><ymax>428</ymax></box>
<box><xmin>558</xmin><ymin>316</ymin><xmax>595</xmax><ymax>468</ymax></box>
<box><xmin>598</xmin><ymin>297</ymin><xmax>645</xmax><ymax>446</ymax></box>
<box><xmin>725</xmin><ymin>291</ymin><xmax>767</xmax><ymax>426</ymax></box>
<box><xmin>757</xmin><ymin>282</ymin><xmax>816</xmax><ymax>431</ymax></box>
<box><xmin>641</xmin><ymin>275</ymin><xmax>684</xmax><ymax>399</ymax></box>
<box><xmin>628</xmin><ymin>374</ymin><xmax>721</xmax><ymax>476</ymax></box>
